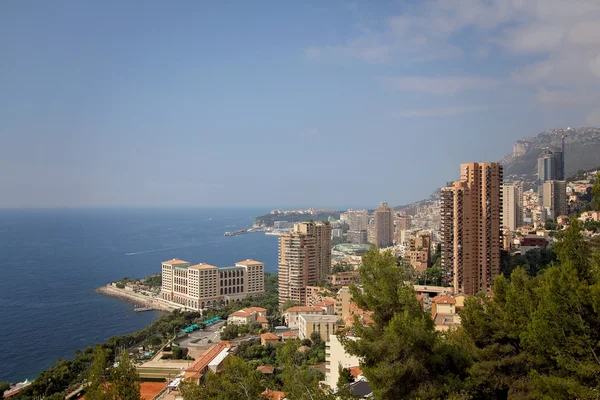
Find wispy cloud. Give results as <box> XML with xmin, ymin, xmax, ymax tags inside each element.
<box><xmin>306</xmin><ymin>0</ymin><xmax>600</xmax><ymax>119</ymax></box>
<box><xmin>380</xmin><ymin>76</ymin><xmax>499</xmax><ymax>95</ymax></box>
<box><xmin>394</xmin><ymin>105</ymin><xmax>490</xmax><ymax>118</ymax></box>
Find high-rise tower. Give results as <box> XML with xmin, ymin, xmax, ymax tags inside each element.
<box><xmin>440</xmin><ymin>162</ymin><xmax>503</xmax><ymax>295</ymax></box>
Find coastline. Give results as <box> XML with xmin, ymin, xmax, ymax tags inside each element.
<box><xmin>95</xmin><ymin>285</ymin><xmax>176</xmax><ymax>312</ymax></box>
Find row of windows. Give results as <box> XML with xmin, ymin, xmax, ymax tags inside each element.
<box><xmin>220</xmin><ymin>286</ymin><xmax>243</xmax><ymax>295</ymax></box>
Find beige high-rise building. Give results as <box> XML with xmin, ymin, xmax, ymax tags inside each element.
<box><xmin>374</xmin><ymin>202</ymin><xmax>394</xmax><ymax>248</ymax></box>
<box><xmin>542</xmin><ymin>180</ymin><xmax>567</xmax><ymax>220</ymax></box>
<box><xmin>278</xmin><ymin>222</ymin><xmax>332</xmax><ymax>307</ymax></box>
<box><xmin>440</xmin><ymin>162</ymin><xmax>503</xmax><ymax>296</ymax></box>
<box><xmin>347</xmin><ymin>209</ymin><xmax>369</xmax><ymax>231</ymax></box>
<box><xmin>502</xmin><ymin>183</ymin><xmax>523</xmax><ymax>231</ymax></box>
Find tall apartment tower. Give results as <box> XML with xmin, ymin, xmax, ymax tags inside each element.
<box><xmin>440</xmin><ymin>162</ymin><xmax>503</xmax><ymax>296</ymax></box>
<box><xmin>278</xmin><ymin>222</ymin><xmax>331</xmax><ymax>306</ymax></box>
<box><xmin>501</xmin><ymin>183</ymin><xmax>523</xmax><ymax>231</ymax></box>
<box><xmin>439</xmin><ymin>187</ymin><xmax>455</xmax><ymax>280</ymax></box>
<box><xmin>347</xmin><ymin>209</ymin><xmax>369</xmax><ymax>244</ymax></box>
<box><xmin>542</xmin><ymin>180</ymin><xmax>567</xmax><ymax>219</ymax></box>
<box><xmin>538</xmin><ymin>150</ymin><xmax>564</xmax><ymax>205</ymax></box>
<box><xmin>374</xmin><ymin>202</ymin><xmax>394</xmax><ymax>248</ymax></box>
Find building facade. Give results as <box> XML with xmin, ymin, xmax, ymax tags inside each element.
<box><xmin>160</xmin><ymin>259</ymin><xmax>264</xmax><ymax>309</ymax></box>
<box><xmin>502</xmin><ymin>183</ymin><xmax>523</xmax><ymax>231</ymax></box>
<box><xmin>537</xmin><ymin>150</ymin><xmax>564</xmax><ymax>205</ymax></box>
<box><xmin>298</xmin><ymin>314</ymin><xmax>338</xmax><ymax>341</ymax></box>
<box><xmin>278</xmin><ymin>222</ymin><xmax>332</xmax><ymax>306</ymax></box>
<box><xmin>440</xmin><ymin>162</ymin><xmax>503</xmax><ymax>296</ymax></box>
<box><xmin>542</xmin><ymin>180</ymin><xmax>567</xmax><ymax>220</ymax></box>
<box><xmin>374</xmin><ymin>202</ymin><xmax>394</xmax><ymax>248</ymax></box>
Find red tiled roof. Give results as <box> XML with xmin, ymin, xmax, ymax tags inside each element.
<box><xmin>261</xmin><ymin>332</ymin><xmax>279</xmax><ymax>340</ymax></box>
<box><xmin>256</xmin><ymin>365</ymin><xmax>275</xmax><ymax>374</ymax></box>
<box><xmin>186</xmin><ymin>344</ymin><xmax>227</xmax><ymax>374</ymax></box>
<box><xmin>282</xmin><ymin>331</ymin><xmax>297</xmax><ymax>337</ymax></box>
<box><xmin>261</xmin><ymin>390</ymin><xmax>287</xmax><ymax>400</ymax></box>
<box><xmin>349</xmin><ymin>366</ymin><xmax>363</xmax><ymax>378</ymax></box>
<box><xmin>431</xmin><ymin>295</ymin><xmax>456</xmax><ymax>304</ymax></box>
<box><xmin>230</xmin><ymin>310</ymin><xmax>252</xmax><ymax>317</ymax></box>
<box><xmin>256</xmin><ymin>315</ymin><xmax>268</xmax><ymax>323</ymax></box>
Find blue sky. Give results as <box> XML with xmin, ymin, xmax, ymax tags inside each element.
<box><xmin>1</xmin><ymin>1</ymin><xmax>599</xmax><ymax>208</ymax></box>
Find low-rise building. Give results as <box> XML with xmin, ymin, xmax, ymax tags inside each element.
<box><xmin>260</xmin><ymin>332</ymin><xmax>280</xmax><ymax>347</ymax></box>
<box><xmin>184</xmin><ymin>342</ymin><xmax>231</xmax><ymax>384</ymax></box>
<box><xmin>299</xmin><ymin>314</ymin><xmax>338</xmax><ymax>341</ymax></box>
<box><xmin>519</xmin><ymin>235</ymin><xmax>551</xmax><ymax>253</ymax></box>
<box><xmin>431</xmin><ymin>295</ymin><xmax>460</xmax><ymax>331</ymax></box>
<box><xmin>315</xmin><ymin>298</ymin><xmax>336</xmax><ymax>315</ymax></box>
<box><xmin>283</xmin><ymin>306</ymin><xmax>325</xmax><ymax>329</ymax></box>
<box><xmin>281</xmin><ymin>331</ymin><xmax>298</xmax><ymax>342</ymax></box>
<box><xmin>227</xmin><ymin>306</ymin><xmax>268</xmax><ymax>326</ymax></box>
<box><xmin>328</xmin><ymin>271</ymin><xmax>360</xmax><ymax>287</ymax></box>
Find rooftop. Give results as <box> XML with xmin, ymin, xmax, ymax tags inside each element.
<box><xmin>261</xmin><ymin>332</ymin><xmax>280</xmax><ymax>340</ymax></box>
<box><xmin>284</xmin><ymin>306</ymin><xmax>324</xmax><ymax>313</ymax></box>
<box><xmin>162</xmin><ymin>259</ymin><xmax>189</xmax><ymax>265</ymax></box>
<box><xmin>256</xmin><ymin>365</ymin><xmax>275</xmax><ymax>374</ymax></box>
<box><xmin>299</xmin><ymin>314</ymin><xmax>338</xmax><ymax>323</ymax></box>
<box><xmin>432</xmin><ymin>295</ymin><xmax>456</xmax><ymax>304</ymax></box>
<box><xmin>261</xmin><ymin>390</ymin><xmax>287</xmax><ymax>400</ymax></box>
<box><xmin>189</xmin><ymin>263</ymin><xmax>219</xmax><ymax>270</ymax></box>
<box><xmin>282</xmin><ymin>331</ymin><xmax>297</xmax><ymax>337</ymax></box>
<box><xmin>236</xmin><ymin>259</ymin><xmax>263</xmax><ymax>266</ymax></box>
<box><xmin>230</xmin><ymin>310</ymin><xmax>253</xmax><ymax>318</ymax></box>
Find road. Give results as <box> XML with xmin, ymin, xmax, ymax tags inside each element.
<box><xmin>176</xmin><ymin>320</ymin><xmax>225</xmax><ymax>348</ymax></box>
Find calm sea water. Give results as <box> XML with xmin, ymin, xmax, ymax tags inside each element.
<box><xmin>0</xmin><ymin>208</ymin><xmax>278</xmax><ymax>383</ymax></box>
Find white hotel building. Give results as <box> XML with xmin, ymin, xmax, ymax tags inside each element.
<box><xmin>160</xmin><ymin>259</ymin><xmax>265</xmax><ymax>309</ymax></box>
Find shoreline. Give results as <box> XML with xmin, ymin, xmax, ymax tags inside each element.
<box><xmin>95</xmin><ymin>285</ymin><xmax>176</xmax><ymax>312</ymax></box>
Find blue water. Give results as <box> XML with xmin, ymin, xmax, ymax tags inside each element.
<box><xmin>0</xmin><ymin>208</ymin><xmax>278</xmax><ymax>383</ymax></box>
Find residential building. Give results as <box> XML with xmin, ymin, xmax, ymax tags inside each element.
<box><xmin>431</xmin><ymin>296</ymin><xmax>460</xmax><ymax>331</ymax></box>
<box><xmin>325</xmin><ymin>334</ymin><xmax>361</xmax><ymax>389</ymax></box>
<box><xmin>283</xmin><ymin>306</ymin><xmax>325</xmax><ymax>329</ymax></box>
<box><xmin>502</xmin><ymin>183</ymin><xmax>523</xmax><ymax>231</ymax></box>
<box><xmin>440</xmin><ymin>162</ymin><xmax>503</xmax><ymax>296</ymax></box>
<box><xmin>406</xmin><ymin>233</ymin><xmax>431</xmax><ymax>272</ymax></box>
<box><xmin>298</xmin><ymin>314</ymin><xmax>338</xmax><ymax>341</ymax></box>
<box><xmin>374</xmin><ymin>202</ymin><xmax>394</xmax><ymax>248</ymax></box>
<box><xmin>396</xmin><ymin>215</ymin><xmax>411</xmax><ymax>231</ymax></box>
<box><xmin>260</xmin><ymin>332</ymin><xmax>280</xmax><ymax>347</ymax></box>
<box><xmin>314</xmin><ymin>298</ymin><xmax>336</xmax><ymax>315</ymax></box>
<box><xmin>329</xmin><ymin>271</ymin><xmax>360</xmax><ymax>287</ymax></box>
<box><xmin>281</xmin><ymin>331</ymin><xmax>298</xmax><ymax>342</ymax></box>
<box><xmin>227</xmin><ymin>307</ymin><xmax>267</xmax><ymax>326</ymax></box>
<box><xmin>274</xmin><ymin>221</ymin><xmax>292</xmax><ymax>230</ymax></box>
<box><xmin>305</xmin><ymin>285</ymin><xmax>330</xmax><ymax>306</ymax></box>
<box><xmin>439</xmin><ymin>187</ymin><xmax>454</xmax><ymax>279</ymax></box>
<box><xmin>160</xmin><ymin>259</ymin><xmax>264</xmax><ymax>309</ymax></box>
<box><xmin>335</xmin><ymin>286</ymin><xmax>352</xmax><ymax>320</ymax></box>
<box><xmin>347</xmin><ymin>209</ymin><xmax>369</xmax><ymax>231</ymax></box>
<box><xmin>331</xmin><ymin>228</ymin><xmax>343</xmax><ymax>238</ymax></box>
<box><xmin>347</xmin><ymin>229</ymin><xmax>368</xmax><ymax>244</ymax></box>
<box><xmin>580</xmin><ymin>211</ymin><xmax>600</xmax><ymax>222</ymax></box>
<box><xmin>542</xmin><ymin>180</ymin><xmax>567</xmax><ymax>220</ymax></box>
<box><xmin>278</xmin><ymin>222</ymin><xmax>332</xmax><ymax>306</ymax></box>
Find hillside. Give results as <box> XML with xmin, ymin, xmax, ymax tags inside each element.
<box><xmin>396</xmin><ymin>127</ymin><xmax>600</xmax><ymax>210</ymax></box>
<box><xmin>501</xmin><ymin>127</ymin><xmax>600</xmax><ymax>185</ymax></box>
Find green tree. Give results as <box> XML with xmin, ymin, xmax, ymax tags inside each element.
<box><xmin>109</xmin><ymin>352</ymin><xmax>140</xmax><ymax>400</ymax></box>
<box><xmin>85</xmin><ymin>346</ymin><xmax>110</xmax><ymax>400</ymax></box>
<box><xmin>343</xmin><ymin>248</ymin><xmax>471</xmax><ymax>399</ymax></box>
<box><xmin>0</xmin><ymin>382</ymin><xmax>9</xmax><ymax>394</ymax></box>
<box><xmin>592</xmin><ymin>172</ymin><xmax>600</xmax><ymax>210</ymax></box>
<box><xmin>180</xmin><ymin>356</ymin><xmax>264</xmax><ymax>400</ymax></box>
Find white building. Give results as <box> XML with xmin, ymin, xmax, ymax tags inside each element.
<box><xmin>283</xmin><ymin>306</ymin><xmax>325</xmax><ymax>330</ymax></box>
<box><xmin>325</xmin><ymin>334</ymin><xmax>361</xmax><ymax>389</ymax></box>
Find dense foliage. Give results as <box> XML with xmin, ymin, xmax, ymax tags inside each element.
<box><xmin>339</xmin><ymin>219</ymin><xmax>600</xmax><ymax>399</ymax></box>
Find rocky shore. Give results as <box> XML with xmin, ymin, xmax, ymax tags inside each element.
<box><xmin>96</xmin><ymin>285</ymin><xmax>176</xmax><ymax>312</ymax></box>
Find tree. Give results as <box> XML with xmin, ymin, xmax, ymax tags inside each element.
<box><xmin>0</xmin><ymin>382</ymin><xmax>9</xmax><ymax>394</ymax></box>
<box><xmin>180</xmin><ymin>356</ymin><xmax>264</xmax><ymax>400</ymax></box>
<box><xmin>109</xmin><ymin>352</ymin><xmax>140</xmax><ymax>400</ymax></box>
<box><xmin>85</xmin><ymin>346</ymin><xmax>110</xmax><ymax>400</ymax></box>
<box><xmin>592</xmin><ymin>172</ymin><xmax>600</xmax><ymax>210</ymax></box>
<box><xmin>281</xmin><ymin>300</ymin><xmax>303</xmax><ymax>312</ymax></box>
<box><xmin>342</xmin><ymin>248</ymin><xmax>471</xmax><ymax>399</ymax></box>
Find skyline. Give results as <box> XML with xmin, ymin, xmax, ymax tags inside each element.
<box><xmin>2</xmin><ymin>1</ymin><xmax>600</xmax><ymax>208</ymax></box>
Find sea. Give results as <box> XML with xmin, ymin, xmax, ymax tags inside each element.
<box><xmin>0</xmin><ymin>208</ymin><xmax>279</xmax><ymax>383</ymax></box>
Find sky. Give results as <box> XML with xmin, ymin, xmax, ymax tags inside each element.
<box><xmin>1</xmin><ymin>0</ymin><xmax>600</xmax><ymax>208</ymax></box>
